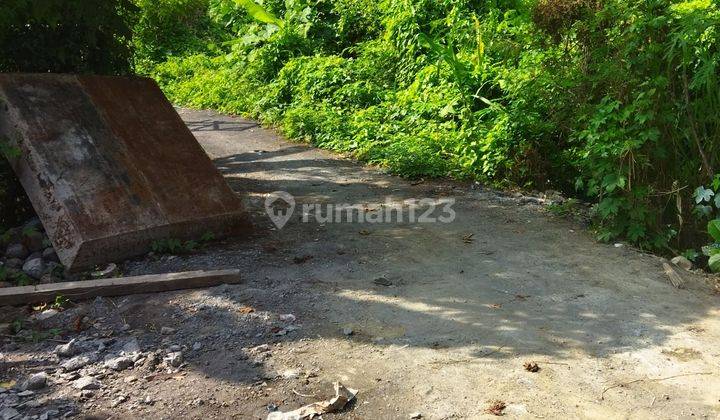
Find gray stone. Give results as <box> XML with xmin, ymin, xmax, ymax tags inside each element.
<box><xmin>4</xmin><ymin>258</ymin><xmax>23</xmax><ymax>269</ymax></box>
<box><xmin>39</xmin><ymin>274</ymin><xmax>57</xmax><ymax>284</ymax></box>
<box><xmin>5</xmin><ymin>243</ymin><xmax>28</xmax><ymax>260</ymax></box>
<box><xmin>120</xmin><ymin>338</ymin><xmax>141</xmax><ymax>355</ymax></box>
<box><xmin>61</xmin><ymin>354</ymin><xmax>96</xmax><ymax>372</ymax></box>
<box><xmin>22</xmin><ymin>257</ymin><xmax>44</xmax><ymax>280</ymax></box>
<box><xmin>42</xmin><ymin>247</ymin><xmax>59</xmax><ymax>262</ymax></box>
<box><xmin>39</xmin><ymin>410</ymin><xmax>59</xmax><ymax>420</ymax></box>
<box><xmin>34</xmin><ymin>309</ymin><xmax>58</xmax><ymax>321</ymax></box>
<box><xmin>0</xmin><ymin>407</ymin><xmax>19</xmax><ymax>420</ymax></box>
<box><xmin>342</xmin><ymin>327</ymin><xmax>354</xmax><ymax>336</ymax></box>
<box><xmin>104</xmin><ymin>356</ymin><xmax>133</xmax><ymax>371</ymax></box>
<box><xmin>160</xmin><ymin>326</ymin><xmax>176</xmax><ymax>335</ymax></box>
<box><xmin>72</xmin><ymin>376</ymin><xmax>101</xmax><ymax>390</ymax></box>
<box><xmin>21</xmin><ymin>372</ymin><xmax>48</xmax><ymax>390</ymax></box>
<box><xmin>671</xmin><ymin>255</ymin><xmax>693</xmax><ymax>271</ymax></box>
<box><xmin>23</xmin><ymin>231</ymin><xmax>45</xmax><ymax>252</ymax></box>
<box><xmin>164</xmin><ymin>351</ymin><xmax>183</xmax><ymax>367</ymax></box>
<box><xmin>26</xmin><ymin>251</ymin><xmax>42</xmax><ymax>261</ymax></box>
<box><xmin>192</xmin><ymin>342</ymin><xmax>202</xmax><ymax>351</ymax></box>
<box><xmin>55</xmin><ymin>339</ymin><xmax>78</xmax><ymax>358</ymax></box>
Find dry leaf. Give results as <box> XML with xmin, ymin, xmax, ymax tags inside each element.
<box><xmin>485</xmin><ymin>400</ymin><xmax>506</xmax><ymax>416</ymax></box>
<box><xmin>523</xmin><ymin>361</ymin><xmax>540</xmax><ymax>372</ymax></box>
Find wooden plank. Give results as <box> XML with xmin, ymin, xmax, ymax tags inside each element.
<box><xmin>0</xmin><ymin>269</ymin><xmax>241</xmax><ymax>306</ymax></box>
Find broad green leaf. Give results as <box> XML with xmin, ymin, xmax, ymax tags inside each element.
<box><xmin>694</xmin><ymin>186</ymin><xmax>714</xmax><ymax>204</ymax></box>
<box><xmin>235</xmin><ymin>0</ymin><xmax>284</xmax><ymax>28</ymax></box>
<box><xmin>709</xmin><ymin>253</ymin><xmax>720</xmax><ymax>273</ymax></box>
<box><xmin>709</xmin><ymin>219</ymin><xmax>720</xmax><ymax>242</ymax></box>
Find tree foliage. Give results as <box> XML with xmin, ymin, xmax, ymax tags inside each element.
<box><xmin>137</xmin><ymin>0</ymin><xmax>720</xmax><ymax>253</ymax></box>
<box><xmin>0</xmin><ymin>0</ymin><xmax>138</xmax><ymax>74</ymax></box>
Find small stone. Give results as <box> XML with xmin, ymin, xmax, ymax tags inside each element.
<box><xmin>21</xmin><ymin>372</ymin><xmax>48</xmax><ymax>390</ymax></box>
<box><xmin>72</xmin><ymin>376</ymin><xmax>101</xmax><ymax>390</ymax></box>
<box><xmin>23</xmin><ymin>231</ymin><xmax>45</xmax><ymax>252</ymax></box>
<box><xmin>4</xmin><ymin>258</ymin><xmax>23</xmax><ymax>269</ymax></box>
<box><xmin>39</xmin><ymin>274</ymin><xmax>57</xmax><ymax>284</ymax></box>
<box><xmin>34</xmin><ymin>309</ymin><xmax>58</xmax><ymax>321</ymax></box>
<box><xmin>192</xmin><ymin>342</ymin><xmax>202</xmax><ymax>351</ymax></box>
<box><xmin>409</xmin><ymin>413</ymin><xmax>423</xmax><ymax>419</ymax></box>
<box><xmin>104</xmin><ymin>356</ymin><xmax>133</xmax><ymax>371</ymax></box>
<box><xmin>160</xmin><ymin>326</ymin><xmax>176</xmax><ymax>335</ymax></box>
<box><xmin>281</xmin><ymin>369</ymin><xmax>300</xmax><ymax>379</ymax></box>
<box><xmin>279</xmin><ymin>314</ymin><xmax>296</xmax><ymax>323</ymax></box>
<box><xmin>91</xmin><ymin>263</ymin><xmax>118</xmax><ymax>279</ymax></box>
<box><xmin>165</xmin><ymin>351</ymin><xmax>183</xmax><ymax>367</ymax></box>
<box><xmin>62</xmin><ymin>354</ymin><xmax>96</xmax><ymax>372</ymax></box>
<box><xmin>16</xmin><ymin>390</ymin><xmax>34</xmax><ymax>397</ymax></box>
<box><xmin>5</xmin><ymin>243</ymin><xmax>28</xmax><ymax>260</ymax></box>
<box><xmin>39</xmin><ymin>410</ymin><xmax>58</xmax><ymax>420</ymax></box>
<box><xmin>252</xmin><ymin>344</ymin><xmax>270</xmax><ymax>353</ymax></box>
<box><xmin>342</xmin><ymin>327</ymin><xmax>354</xmax><ymax>336</ymax></box>
<box><xmin>80</xmin><ymin>390</ymin><xmax>95</xmax><ymax>398</ymax></box>
<box><xmin>22</xmin><ymin>257</ymin><xmax>44</xmax><ymax>280</ymax></box>
<box><xmin>42</xmin><ymin>248</ymin><xmax>59</xmax><ymax>262</ymax></box>
<box><xmin>0</xmin><ymin>407</ymin><xmax>20</xmax><ymax>420</ymax></box>
<box><xmin>111</xmin><ymin>395</ymin><xmax>128</xmax><ymax>407</ymax></box>
<box><xmin>671</xmin><ymin>256</ymin><xmax>693</xmax><ymax>271</ymax></box>
<box><xmin>120</xmin><ymin>337</ymin><xmax>141</xmax><ymax>355</ymax></box>
<box><xmin>55</xmin><ymin>339</ymin><xmax>78</xmax><ymax>358</ymax></box>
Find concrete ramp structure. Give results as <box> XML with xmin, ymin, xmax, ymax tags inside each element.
<box><xmin>0</xmin><ymin>74</ymin><xmax>249</xmax><ymax>270</ymax></box>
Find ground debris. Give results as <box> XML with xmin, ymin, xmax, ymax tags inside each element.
<box><xmin>293</xmin><ymin>255</ymin><xmax>313</xmax><ymax>264</ymax></box>
<box><xmin>267</xmin><ymin>382</ymin><xmax>357</xmax><ymax>420</ymax></box>
<box><xmin>662</xmin><ymin>262</ymin><xmax>685</xmax><ymax>289</ymax></box>
<box><xmin>485</xmin><ymin>400</ymin><xmax>506</xmax><ymax>416</ymax></box>
<box><xmin>523</xmin><ymin>361</ymin><xmax>540</xmax><ymax>372</ymax></box>
<box><xmin>373</xmin><ymin>277</ymin><xmax>393</xmax><ymax>287</ymax></box>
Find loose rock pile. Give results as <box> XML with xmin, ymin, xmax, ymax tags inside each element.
<box><xmin>0</xmin><ymin>219</ymin><xmax>63</xmax><ymax>286</ymax></box>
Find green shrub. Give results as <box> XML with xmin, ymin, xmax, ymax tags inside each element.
<box><xmin>139</xmin><ymin>0</ymin><xmax>720</xmax><ymax>252</ymax></box>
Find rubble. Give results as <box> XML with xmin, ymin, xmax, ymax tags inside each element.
<box><xmin>267</xmin><ymin>382</ymin><xmax>358</xmax><ymax>420</ymax></box>
<box><xmin>21</xmin><ymin>373</ymin><xmax>48</xmax><ymax>391</ymax></box>
<box><xmin>72</xmin><ymin>377</ymin><xmax>101</xmax><ymax>390</ymax></box>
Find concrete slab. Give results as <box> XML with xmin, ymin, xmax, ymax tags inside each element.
<box><xmin>0</xmin><ymin>74</ymin><xmax>250</xmax><ymax>270</ymax></box>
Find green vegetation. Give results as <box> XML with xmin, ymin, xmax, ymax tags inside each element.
<box><xmin>151</xmin><ymin>232</ymin><xmax>215</xmax><ymax>254</ymax></box>
<box><xmin>135</xmin><ymin>0</ymin><xmax>720</xmax><ymax>257</ymax></box>
<box><xmin>1</xmin><ymin>0</ymin><xmax>719</xmax><ymax>270</ymax></box>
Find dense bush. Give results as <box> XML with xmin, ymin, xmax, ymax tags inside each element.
<box><xmin>141</xmin><ymin>0</ymin><xmax>719</xmax><ymax>256</ymax></box>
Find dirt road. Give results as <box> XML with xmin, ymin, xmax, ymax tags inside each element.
<box><xmin>2</xmin><ymin>108</ymin><xmax>720</xmax><ymax>419</ymax></box>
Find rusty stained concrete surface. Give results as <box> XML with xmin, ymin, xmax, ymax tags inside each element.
<box><xmin>0</xmin><ymin>74</ymin><xmax>249</xmax><ymax>270</ymax></box>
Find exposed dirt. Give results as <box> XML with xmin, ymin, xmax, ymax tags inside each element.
<box><xmin>2</xmin><ymin>108</ymin><xmax>720</xmax><ymax>419</ymax></box>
